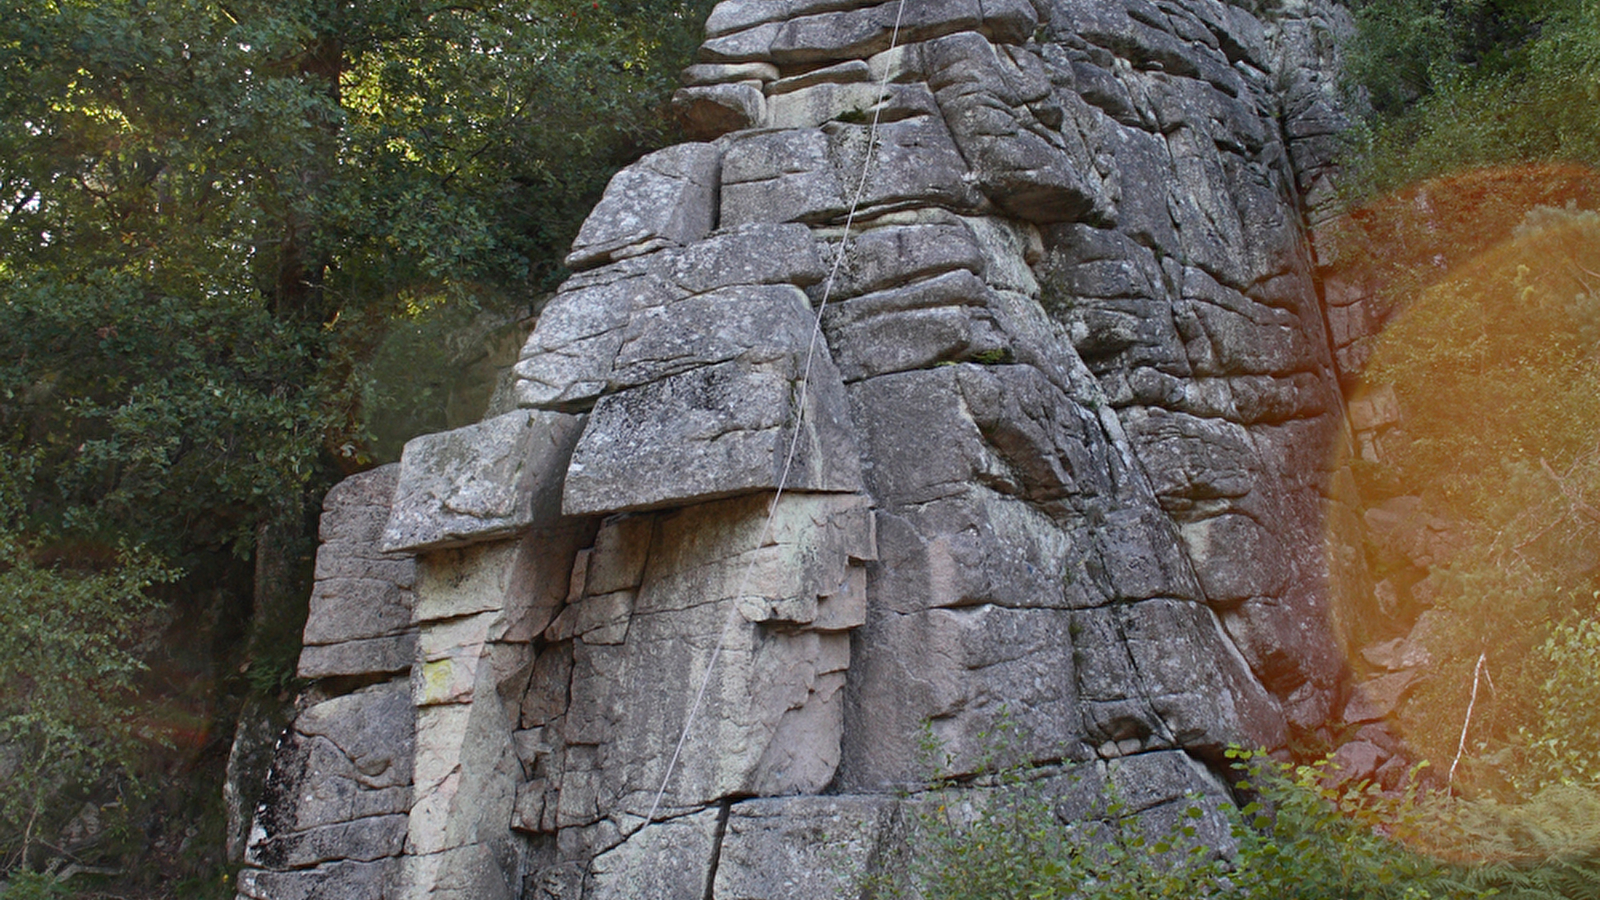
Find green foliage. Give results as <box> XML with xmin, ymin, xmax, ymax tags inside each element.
<box><xmin>1342</xmin><ymin>0</ymin><xmax>1600</xmax><ymax>196</ymax></box>
<box><xmin>0</xmin><ymin>871</ymin><xmax>71</xmax><ymax>900</ymax></box>
<box><xmin>897</xmin><ymin>788</ymin><xmax>1223</xmax><ymax>900</ymax></box>
<box><xmin>1518</xmin><ymin>609</ymin><xmax>1600</xmax><ymax>790</ymax></box>
<box><xmin>1337</xmin><ymin>0</ymin><xmax>1600</xmax><ymax>830</ymax></box>
<box><xmin>1</xmin><ymin>272</ymin><xmax>333</xmax><ymax>562</ymax></box>
<box><xmin>1229</xmin><ymin>752</ymin><xmax>1600</xmax><ymax>900</ymax></box>
<box><xmin>876</xmin><ymin>740</ymin><xmax>1497</xmax><ymax>900</ymax></box>
<box><xmin>1224</xmin><ymin>750</ymin><xmax>1479</xmax><ymax>900</ymax></box>
<box><xmin>1343</xmin><ymin>0</ymin><xmax>1553</xmax><ymax>116</ymax></box>
<box><xmin>0</xmin><ymin>458</ymin><xmax>175</xmax><ymax>874</ymax></box>
<box><xmin>876</xmin><ymin>754</ymin><xmax>1227</xmax><ymax>900</ymax></box>
<box><xmin>0</xmin><ymin>0</ymin><xmax>708</xmax><ymax>887</ymax></box>
<box><xmin>876</xmin><ymin>738</ymin><xmax>1600</xmax><ymax>900</ymax></box>
<box><xmin>0</xmin><ymin>0</ymin><xmax>710</xmax><ymax>561</ymax></box>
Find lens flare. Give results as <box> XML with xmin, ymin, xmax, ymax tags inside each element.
<box><xmin>1323</xmin><ymin>163</ymin><xmax>1600</xmax><ymax>864</ymax></box>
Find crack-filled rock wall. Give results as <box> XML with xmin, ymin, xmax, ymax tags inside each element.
<box><xmin>236</xmin><ymin>1</ymin><xmax>1374</xmax><ymax>897</ymax></box>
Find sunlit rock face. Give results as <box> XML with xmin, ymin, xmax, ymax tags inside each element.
<box><xmin>236</xmin><ymin>1</ymin><xmax>1374</xmax><ymax>897</ymax></box>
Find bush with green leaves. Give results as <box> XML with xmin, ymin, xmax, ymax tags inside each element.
<box><xmin>0</xmin><ymin>871</ymin><xmax>72</xmax><ymax>900</ymax></box>
<box><xmin>1332</xmin><ymin>201</ymin><xmax>1600</xmax><ymax>800</ymax></box>
<box><xmin>1518</xmin><ymin>610</ymin><xmax>1600</xmax><ymax>791</ymax></box>
<box><xmin>0</xmin><ymin>0</ymin><xmax>709</xmax><ymax>887</ymax></box>
<box><xmin>0</xmin><ymin>460</ymin><xmax>174</xmax><ymax>875</ymax></box>
<box><xmin>871</xmin><ymin>733</ymin><xmax>1600</xmax><ymax>900</ymax></box>
<box><xmin>876</xmin><ymin>774</ymin><xmax>1226</xmax><ymax>899</ymax></box>
<box><xmin>1224</xmin><ymin>751</ymin><xmax>1482</xmax><ymax>900</ymax></box>
<box><xmin>1342</xmin><ymin>0</ymin><xmax>1600</xmax><ymax>196</ymax></box>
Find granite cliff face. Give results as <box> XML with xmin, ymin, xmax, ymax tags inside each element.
<box><xmin>234</xmin><ymin>1</ymin><xmax>1385</xmax><ymax>896</ymax></box>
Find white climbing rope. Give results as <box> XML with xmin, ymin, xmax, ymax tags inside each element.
<box><xmin>641</xmin><ymin>0</ymin><xmax>911</xmax><ymax>828</ymax></box>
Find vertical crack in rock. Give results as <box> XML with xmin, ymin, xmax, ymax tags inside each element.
<box><xmin>701</xmin><ymin>800</ymin><xmax>733</xmax><ymax>900</ymax></box>
<box><xmin>238</xmin><ymin>1</ymin><xmax>1382</xmax><ymax>897</ymax></box>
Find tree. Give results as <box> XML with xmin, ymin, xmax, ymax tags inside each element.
<box><xmin>0</xmin><ymin>0</ymin><xmax>706</xmax><ymax>886</ymax></box>
<box><xmin>1342</xmin><ymin>0</ymin><xmax>1600</xmax><ymax>194</ymax></box>
<box><xmin>0</xmin><ymin>458</ymin><xmax>175</xmax><ymax>877</ymax></box>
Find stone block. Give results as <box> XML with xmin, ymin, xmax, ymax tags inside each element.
<box><xmin>813</xmin><ymin>220</ymin><xmax>987</xmax><ymax>301</ymax></box>
<box><xmin>713</xmin><ymin>795</ymin><xmax>900</xmax><ymax>899</ymax></box>
<box><xmin>1343</xmin><ymin>671</ymin><xmax>1417</xmax><ymax>724</ymax></box>
<box><xmin>1178</xmin><ymin>512</ymin><xmax>1290</xmax><ymax>604</ymax></box>
<box><xmin>302</xmin><ymin>576</ymin><xmax>413</xmax><ymax>646</ymax></box>
<box><xmin>564</xmin><ymin>143</ymin><xmax>720</xmax><ymax>270</ymax></box>
<box><xmin>925</xmin><ymin>33</ymin><xmax>1106</xmax><ymax>223</ymax></box>
<box><xmin>294</xmin><ymin>686</ymin><xmax>415</xmax><ymax>787</ymax></box>
<box><xmin>585</xmin><ymin>807</ymin><xmax>721</xmax><ymax>900</ymax></box>
<box><xmin>318</xmin><ymin>465</ymin><xmax>401</xmax><ymax>543</ymax></box>
<box><xmin>1348</xmin><ymin>382</ymin><xmax>1401</xmax><ymax>432</ymax></box>
<box><xmin>549</xmin><ymin>493</ymin><xmax>872</xmax><ymax>822</ymax></box>
<box><xmin>720</xmin><ymin>128</ymin><xmax>848</xmax><ymax>226</ymax></box>
<box><xmin>235</xmin><ymin>859</ymin><xmax>401</xmax><ymax>900</ymax></box>
<box><xmin>1327</xmin><ymin>740</ymin><xmax>1383</xmax><ymax>786</ymax></box>
<box><xmin>1092</xmin><ymin>504</ymin><xmax>1204</xmax><ymax>603</ymax></box>
<box><xmin>823</xmin><ymin>270</ymin><xmax>1009</xmax><ymax>381</ymax></box>
<box><xmin>624</xmin><ymin>492</ymin><xmax>874</xmax><ymax>627</ymax></box>
<box><xmin>1218</xmin><ymin>594</ymin><xmax>1342</xmax><ymax>696</ymax></box>
<box><xmin>659</xmin><ymin>222</ymin><xmax>828</xmax><ymax>294</ymax></box>
<box><xmin>764</xmin><ymin>79</ymin><xmax>887</xmax><ymax>129</ymax></box>
<box><xmin>406</xmin><ymin>690</ymin><xmax>522</xmax><ymax>862</ymax></box>
<box><xmin>400</xmin><ymin>842</ymin><xmax>518</xmax><ymax>900</ymax></box>
<box><xmin>298</xmin><ymin>634</ymin><xmax>416</xmax><ymax>680</ymax></box>
<box><xmin>704</xmin><ymin>0</ymin><xmax>1033</xmax><ymax>67</ymax></box>
<box><xmin>672</xmin><ymin>83</ymin><xmax>765</xmax><ymax>141</ymax></box>
<box><xmin>836</xmin><ymin>115</ymin><xmax>983</xmax><ymax>214</ymax></box>
<box><xmin>769</xmin><ymin>58</ymin><xmax>873</xmax><ymax>93</ymax></box>
<box><xmin>245</xmin><ymin>814</ymin><xmax>409</xmax><ymax>870</ymax></box>
<box><xmin>681</xmin><ymin>60</ymin><xmax>780</xmax><ymax>84</ymax></box>
<box><xmin>381</xmin><ymin>410</ymin><xmax>584</xmax><ymax>553</ymax></box>
<box><xmin>413</xmin><ymin>526</ymin><xmax>590</xmax><ymax>642</ymax></box>
<box><xmin>563</xmin><ymin>354</ymin><xmax>861</xmax><ymax>515</ymax></box>
<box><xmin>557</xmin><ymin>604</ymin><xmax>848</xmax><ymax>821</ymax></box>
<box><xmin>868</xmin><ymin>493</ymin><xmax>1089</xmax><ymax>614</ymax></box>
<box><xmin>1121</xmin><ymin>408</ymin><xmax>1255</xmax><ymax>509</ymax></box>
<box><xmin>839</xmin><ymin>604</ymin><xmax>1084</xmax><ymax>788</ymax></box>
<box><xmin>242</xmin><ymin>684</ymin><xmax>414</xmax><ymax>886</ymax></box>
<box><xmin>704</xmin><ymin>0</ymin><xmax>874</xmax><ymax>39</ymax></box>
<box><xmin>513</xmin><ymin>272</ymin><xmax>678</xmax><ymax>411</ymax></box>
<box><xmin>515</xmin><ymin>224</ymin><xmax>827</xmax><ymax>411</ymax></box>
<box><xmin>544</xmin><ymin>589</ymin><xmax>635</xmax><ymax>644</ymax></box>
<box><xmin>607</xmin><ymin>285</ymin><xmax>818</xmax><ymax>391</ymax></box>
<box><xmin>1113</xmin><ymin>598</ymin><xmax>1286</xmax><ymax>755</ymax></box>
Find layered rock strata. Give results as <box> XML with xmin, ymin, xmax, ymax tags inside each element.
<box><xmin>238</xmin><ymin>0</ymin><xmax>1378</xmax><ymax>896</ymax></box>
<box><xmin>238</xmin><ymin>467</ymin><xmax>418</xmax><ymax>900</ymax></box>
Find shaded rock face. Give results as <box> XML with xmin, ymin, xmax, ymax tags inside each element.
<box><xmin>238</xmin><ymin>467</ymin><xmax>418</xmax><ymax>900</ymax></box>
<box><xmin>238</xmin><ymin>0</ymin><xmax>1374</xmax><ymax>897</ymax></box>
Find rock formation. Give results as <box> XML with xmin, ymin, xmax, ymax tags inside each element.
<box><xmin>234</xmin><ymin>0</ymin><xmax>1392</xmax><ymax>896</ymax></box>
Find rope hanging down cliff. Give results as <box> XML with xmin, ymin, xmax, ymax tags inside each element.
<box><xmin>642</xmin><ymin>0</ymin><xmax>912</xmax><ymax>829</ymax></box>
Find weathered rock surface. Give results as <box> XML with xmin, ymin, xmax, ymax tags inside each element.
<box><xmin>239</xmin><ymin>683</ymin><xmax>415</xmax><ymax>900</ymax></box>
<box><xmin>238</xmin><ymin>0</ymin><xmax>1388</xmax><ymax>897</ymax></box>
<box><xmin>564</xmin><ymin>143</ymin><xmax>721</xmax><ymax>269</ymax></box>
<box><xmin>299</xmin><ymin>465</ymin><xmax>418</xmax><ymax>680</ymax></box>
<box><xmin>382</xmin><ymin>411</ymin><xmax>584</xmax><ymax>553</ymax></box>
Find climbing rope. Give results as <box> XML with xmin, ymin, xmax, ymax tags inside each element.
<box><xmin>642</xmin><ymin>0</ymin><xmax>911</xmax><ymax>828</ymax></box>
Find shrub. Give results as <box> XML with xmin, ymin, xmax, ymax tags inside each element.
<box><xmin>871</xmin><ymin>738</ymin><xmax>1600</xmax><ymax>900</ymax></box>
<box><xmin>0</xmin><ymin>459</ymin><xmax>175</xmax><ymax>878</ymax></box>
<box><xmin>1518</xmin><ymin>609</ymin><xmax>1600</xmax><ymax>791</ymax></box>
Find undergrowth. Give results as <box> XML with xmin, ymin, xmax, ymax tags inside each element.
<box><xmin>870</xmin><ymin>741</ymin><xmax>1600</xmax><ymax>900</ymax></box>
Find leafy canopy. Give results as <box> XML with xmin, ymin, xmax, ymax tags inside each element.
<box><xmin>0</xmin><ymin>0</ymin><xmax>707</xmax><ymax>885</ymax></box>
